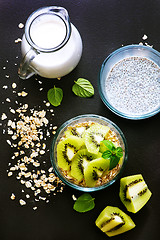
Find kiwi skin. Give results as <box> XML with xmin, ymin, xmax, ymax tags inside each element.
<box><xmin>119</xmin><ymin>174</ymin><xmax>152</xmax><ymax>213</ymax></box>
<box><xmin>95</xmin><ymin>206</ymin><xmax>136</xmax><ymax>237</ymax></box>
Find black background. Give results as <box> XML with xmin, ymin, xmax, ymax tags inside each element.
<box><xmin>0</xmin><ymin>0</ymin><xmax>159</xmax><ymax>240</ymax></box>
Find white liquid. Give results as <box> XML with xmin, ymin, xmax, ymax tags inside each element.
<box><xmin>30</xmin><ymin>15</ymin><xmax>66</xmax><ymax>49</ymax></box>
<box><xmin>21</xmin><ymin>15</ymin><xmax>82</xmax><ymax>78</ymax></box>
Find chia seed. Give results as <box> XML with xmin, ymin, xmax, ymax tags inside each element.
<box><xmin>105</xmin><ymin>57</ymin><xmax>160</xmax><ymax>116</ymax></box>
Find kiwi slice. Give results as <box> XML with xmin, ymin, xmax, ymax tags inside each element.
<box><xmin>83</xmin><ymin>123</ymin><xmax>110</xmax><ymax>154</ymax></box>
<box><xmin>95</xmin><ymin>206</ymin><xmax>135</xmax><ymax>237</ymax></box>
<box><xmin>65</xmin><ymin>126</ymin><xmax>87</xmax><ymax>138</ymax></box>
<box><xmin>70</xmin><ymin>149</ymin><xmax>99</xmax><ymax>181</ymax></box>
<box><xmin>119</xmin><ymin>174</ymin><xmax>152</xmax><ymax>213</ymax></box>
<box><xmin>84</xmin><ymin>157</ymin><xmax>110</xmax><ymax>187</ymax></box>
<box><xmin>57</xmin><ymin>136</ymin><xmax>84</xmax><ymax>171</ymax></box>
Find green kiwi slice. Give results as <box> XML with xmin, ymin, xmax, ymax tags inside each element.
<box><xmin>119</xmin><ymin>174</ymin><xmax>152</xmax><ymax>213</ymax></box>
<box><xmin>84</xmin><ymin>157</ymin><xmax>110</xmax><ymax>187</ymax></box>
<box><xmin>83</xmin><ymin>123</ymin><xmax>110</xmax><ymax>154</ymax></box>
<box><xmin>57</xmin><ymin>136</ymin><xmax>84</xmax><ymax>171</ymax></box>
<box><xmin>70</xmin><ymin>149</ymin><xmax>99</xmax><ymax>181</ymax></box>
<box><xmin>95</xmin><ymin>206</ymin><xmax>135</xmax><ymax>237</ymax></box>
<box><xmin>65</xmin><ymin>126</ymin><xmax>88</xmax><ymax>138</ymax></box>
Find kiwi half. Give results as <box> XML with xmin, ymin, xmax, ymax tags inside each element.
<box><xmin>119</xmin><ymin>174</ymin><xmax>152</xmax><ymax>213</ymax></box>
<box><xmin>70</xmin><ymin>149</ymin><xmax>99</xmax><ymax>181</ymax></box>
<box><xmin>95</xmin><ymin>206</ymin><xmax>135</xmax><ymax>237</ymax></box>
<box><xmin>57</xmin><ymin>136</ymin><xmax>84</xmax><ymax>171</ymax></box>
<box><xmin>83</xmin><ymin>123</ymin><xmax>110</xmax><ymax>154</ymax></box>
<box><xmin>84</xmin><ymin>158</ymin><xmax>110</xmax><ymax>187</ymax></box>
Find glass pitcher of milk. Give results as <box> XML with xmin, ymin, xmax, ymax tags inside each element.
<box><xmin>18</xmin><ymin>6</ymin><xmax>83</xmax><ymax>79</ymax></box>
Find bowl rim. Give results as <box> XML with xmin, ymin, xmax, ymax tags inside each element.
<box><xmin>98</xmin><ymin>44</ymin><xmax>160</xmax><ymax>120</ymax></box>
<box><xmin>50</xmin><ymin>114</ymin><xmax>128</xmax><ymax>192</ymax></box>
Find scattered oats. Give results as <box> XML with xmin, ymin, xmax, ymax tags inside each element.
<box><xmin>40</xmin><ymin>150</ymin><xmax>45</xmax><ymax>155</ymax></box>
<box><xmin>6</xmin><ymin>98</ymin><xmax>11</xmax><ymax>102</ymax></box>
<box><xmin>19</xmin><ymin>199</ymin><xmax>26</xmax><ymax>206</ymax></box>
<box><xmin>46</xmin><ymin>102</ymin><xmax>50</xmax><ymax>107</ymax></box>
<box><xmin>53</xmin><ymin>126</ymin><xmax>57</xmax><ymax>130</ymax></box>
<box><xmin>12</xmin><ymin>83</ymin><xmax>17</xmax><ymax>89</ymax></box>
<box><xmin>8</xmin><ymin>172</ymin><xmax>13</xmax><ymax>177</ymax></box>
<box><xmin>6</xmin><ymin>139</ymin><xmax>11</xmax><ymax>145</ymax></box>
<box><xmin>57</xmin><ymin>77</ymin><xmax>61</xmax><ymax>80</ymax></box>
<box><xmin>26</xmin><ymin>194</ymin><xmax>30</xmax><ymax>198</ymax></box>
<box><xmin>38</xmin><ymin>81</ymin><xmax>42</xmax><ymax>84</ymax></box>
<box><xmin>1</xmin><ymin>113</ymin><xmax>7</xmax><ymax>120</ymax></box>
<box><xmin>33</xmin><ymin>161</ymin><xmax>40</xmax><ymax>167</ymax></box>
<box><xmin>10</xmin><ymin>109</ymin><xmax>16</xmax><ymax>114</ymax></box>
<box><xmin>11</xmin><ymin>193</ymin><xmax>16</xmax><ymax>200</ymax></box>
<box><xmin>48</xmin><ymin>167</ymin><xmax>53</xmax><ymax>173</ymax></box>
<box><xmin>18</xmin><ymin>23</ymin><xmax>24</xmax><ymax>28</ymax></box>
<box><xmin>3</xmin><ymin>66</ymin><xmax>6</xmax><ymax>69</ymax></box>
<box><xmin>18</xmin><ymin>91</ymin><xmax>28</xmax><ymax>97</ymax></box>
<box><xmin>24</xmin><ymin>172</ymin><xmax>31</xmax><ymax>178</ymax></box>
<box><xmin>33</xmin><ymin>206</ymin><xmax>38</xmax><ymax>210</ymax></box>
<box><xmin>39</xmin><ymin>88</ymin><xmax>43</xmax><ymax>91</ymax></box>
<box><xmin>25</xmin><ymin>181</ymin><xmax>32</xmax><ymax>188</ymax></box>
<box><xmin>12</xmin><ymin>135</ymin><xmax>17</xmax><ymax>140</ymax></box>
<box><xmin>5</xmin><ymin>75</ymin><xmax>9</xmax><ymax>78</ymax></box>
<box><xmin>3</xmin><ymin>85</ymin><xmax>8</xmax><ymax>89</ymax></box>
<box><xmin>15</xmin><ymin>38</ymin><xmax>22</xmax><ymax>43</ymax></box>
<box><xmin>52</xmin><ymin>131</ymin><xmax>56</xmax><ymax>135</ymax></box>
<box><xmin>72</xmin><ymin>195</ymin><xmax>77</xmax><ymax>201</ymax></box>
<box><xmin>142</xmin><ymin>34</ymin><xmax>148</xmax><ymax>40</ymax></box>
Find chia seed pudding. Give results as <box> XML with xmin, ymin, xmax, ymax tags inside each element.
<box><xmin>105</xmin><ymin>56</ymin><xmax>160</xmax><ymax>116</ymax></box>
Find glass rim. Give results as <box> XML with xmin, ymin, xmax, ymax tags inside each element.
<box><xmin>24</xmin><ymin>6</ymin><xmax>71</xmax><ymax>53</ymax></box>
<box><xmin>50</xmin><ymin>114</ymin><xmax>128</xmax><ymax>192</ymax></box>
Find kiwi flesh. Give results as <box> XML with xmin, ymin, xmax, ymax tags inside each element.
<box><xmin>84</xmin><ymin>158</ymin><xmax>110</xmax><ymax>187</ymax></box>
<box><xmin>95</xmin><ymin>206</ymin><xmax>135</xmax><ymax>237</ymax></box>
<box><xmin>65</xmin><ymin>125</ymin><xmax>88</xmax><ymax>138</ymax></box>
<box><xmin>83</xmin><ymin>123</ymin><xmax>110</xmax><ymax>154</ymax></box>
<box><xmin>57</xmin><ymin>136</ymin><xmax>84</xmax><ymax>171</ymax></box>
<box><xmin>119</xmin><ymin>174</ymin><xmax>152</xmax><ymax>213</ymax></box>
<box><xmin>70</xmin><ymin>149</ymin><xmax>99</xmax><ymax>181</ymax></box>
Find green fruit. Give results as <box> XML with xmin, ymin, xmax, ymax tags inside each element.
<box><xmin>57</xmin><ymin>136</ymin><xmax>84</xmax><ymax>171</ymax></box>
<box><xmin>119</xmin><ymin>174</ymin><xmax>152</xmax><ymax>213</ymax></box>
<box><xmin>65</xmin><ymin>126</ymin><xmax>87</xmax><ymax>138</ymax></box>
<box><xmin>95</xmin><ymin>206</ymin><xmax>135</xmax><ymax>237</ymax></box>
<box><xmin>70</xmin><ymin>149</ymin><xmax>99</xmax><ymax>181</ymax></box>
<box><xmin>84</xmin><ymin>157</ymin><xmax>110</xmax><ymax>187</ymax></box>
<box><xmin>83</xmin><ymin>123</ymin><xmax>110</xmax><ymax>154</ymax></box>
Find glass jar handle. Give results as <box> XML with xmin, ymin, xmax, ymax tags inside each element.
<box><xmin>18</xmin><ymin>48</ymin><xmax>39</xmax><ymax>79</ymax></box>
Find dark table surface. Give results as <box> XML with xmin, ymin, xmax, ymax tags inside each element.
<box><xmin>0</xmin><ymin>0</ymin><xmax>159</xmax><ymax>240</ymax></box>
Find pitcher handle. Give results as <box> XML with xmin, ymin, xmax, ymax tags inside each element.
<box><xmin>18</xmin><ymin>48</ymin><xmax>39</xmax><ymax>79</ymax></box>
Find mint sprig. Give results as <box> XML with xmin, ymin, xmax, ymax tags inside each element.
<box><xmin>101</xmin><ymin>140</ymin><xmax>123</xmax><ymax>170</ymax></box>
<box><xmin>73</xmin><ymin>193</ymin><xmax>95</xmax><ymax>213</ymax></box>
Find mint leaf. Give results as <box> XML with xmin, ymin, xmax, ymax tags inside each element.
<box><xmin>47</xmin><ymin>86</ymin><xmax>63</xmax><ymax>107</ymax></box>
<box><xmin>109</xmin><ymin>155</ymin><xmax>120</xmax><ymax>170</ymax></box>
<box><xmin>116</xmin><ymin>147</ymin><xmax>123</xmax><ymax>158</ymax></box>
<box><xmin>102</xmin><ymin>150</ymin><xmax>112</xmax><ymax>159</ymax></box>
<box><xmin>72</xmin><ymin>78</ymin><xmax>94</xmax><ymax>98</ymax></box>
<box><xmin>73</xmin><ymin>193</ymin><xmax>95</xmax><ymax>213</ymax></box>
<box><xmin>102</xmin><ymin>140</ymin><xmax>115</xmax><ymax>151</ymax></box>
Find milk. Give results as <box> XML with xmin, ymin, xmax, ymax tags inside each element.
<box><xmin>21</xmin><ymin>13</ymin><xmax>83</xmax><ymax>78</ymax></box>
